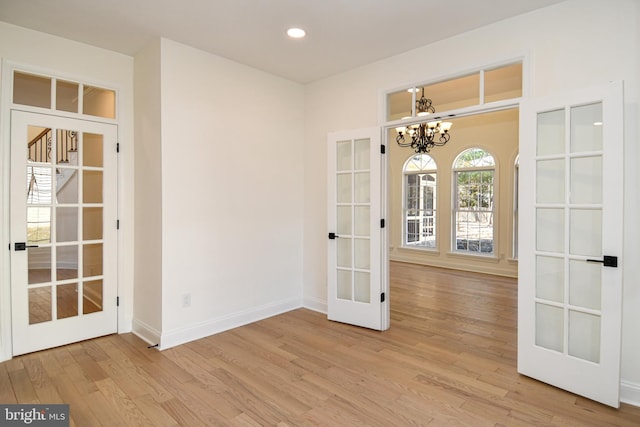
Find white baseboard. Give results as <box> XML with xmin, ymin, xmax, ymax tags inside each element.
<box><xmin>159</xmin><ymin>297</ymin><xmax>302</xmax><ymax>350</ymax></box>
<box><xmin>131</xmin><ymin>318</ymin><xmax>161</xmax><ymax>347</ymax></box>
<box><xmin>303</xmin><ymin>297</ymin><xmax>327</xmax><ymax>314</ymax></box>
<box><xmin>621</xmin><ymin>380</ymin><xmax>640</xmax><ymax>407</ymax></box>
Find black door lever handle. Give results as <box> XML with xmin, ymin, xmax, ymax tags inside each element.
<box><xmin>586</xmin><ymin>255</ymin><xmax>618</xmax><ymax>267</ymax></box>
<box><xmin>328</xmin><ymin>233</ymin><xmax>339</xmax><ymax>240</ymax></box>
<box><xmin>14</xmin><ymin>242</ymin><xmax>39</xmax><ymax>251</ymax></box>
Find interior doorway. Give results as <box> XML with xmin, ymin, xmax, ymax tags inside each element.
<box><xmin>9</xmin><ymin>111</ymin><xmax>119</xmax><ymax>355</ymax></box>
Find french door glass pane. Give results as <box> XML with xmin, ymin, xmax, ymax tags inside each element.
<box><xmin>83</xmin><ymin>170</ymin><xmax>103</xmax><ymax>203</ymax></box>
<box><xmin>57</xmin><ymin>283</ymin><xmax>78</xmax><ymax>319</ymax></box>
<box><xmin>83</xmin><ymin>133</ymin><xmax>104</xmax><ymax>167</ymax></box>
<box><xmin>83</xmin><ymin>207</ymin><xmax>103</xmax><ymax>240</ymax></box>
<box><xmin>337</xmin><ymin>238</ymin><xmax>352</xmax><ymax>268</ymax></box>
<box><xmin>337</xmin><ymin>174</ymin><xmax>352</xmax><ymax>204</ymax></box>
<box><xmin>536</xmin><ymin>159</ymin><xmax>564</xmax><ymax>203</ymax></box>
<box><xmin>354</xmin><ymin>272</ymin><xmax>370</xmax><ymax>303</ymax></box>
<box><xmin>83</xmin><ymin>243</ymin><xmax>103</xmax><ymax>277</ymax></box>
<box><xmin>536</xmin><ymin>109</ymin><xmax>565</xmax><ymax>156</ymax></box>
<box><xmin>354</xmin><ymin>206</ymin><xmax>370</xmax><ymax>236</ymax></box>
<box><xmin>27</xmin><ymin>167</ymin><xmax>52</xmax><ymax>203</ymax></box>
<box><xmin>535</xmin><ymin>255</ymin><xmax>564</xmax><ymax>303</ymax></box>
<box><xmin>571</xmin><ymin>103</ymin><xmax>602</xmax><ymax>152</ymax></box>
<box><xmin>569</xmin><ymin>209</ymin><xmax>602</xmax><ymax>257</ymax></box>
<box><xmin>27</xmin><ymin>207</ymin><xmax>51</xmax><ymax>244</ymax></box>
<box><xmin>536</xmin><ymin>303</ymin><xmax>564</xmax><ymax>352</ymax></box>
<box><xmin>337</xmin><ymin>140</ymin><xmax>352</xmax><ymax>171</ymax></box>
<box><xmin>337</xmin><ymin>206</ymin><xmax>352</xmax><ymax>235</ymax></box>
<box><xmin>569</xmin><ymin>260</ymin><xmax>601</xmax><ymax>310</ymax></box>
<box><xmin>570</xmin><ymin>156</ymin><xmax>602</xmax><ymax>204</ymax></box>
<box><xmin>56</xmin><ymin>207</ymin><xmax>78</xmax><ymax>242</ymax></box>
<box><xmin>29</xmin><ymin>286</ymin><xmax>52</xmax><ymax>324</ymax></box>
<box><xmin>83</xmin><ymin>280</ymin><xmax>104</xmax><ymax>314</ymax></box>
<box><xmin>536</xmin><ymin>208</ymin><xmax>564</xmax><ymax>252</ymax></box>
<box><xmin>354</xmin><ymin>172</ymin><xmax>370</xmax><ymax>203</ymax></box>
<box><xmin>354</xmin><ymin>139</ymin><xmax>370</xmax><ymax>170</ymax></box>
<box><xmin>28</xmin><ymin>247</ymin><xmax>51</xmax><ymax>284</ymax></box>
<box><xmin>337</xmin><ymin>270</ymin><xmax>352</xmax><ymax>300</ymax></box>
<box><xmin>56</xmin><ymin>245</ymin><xmax>78</xmax><ymax>279</ymax></box>
<box><xmin>569</xmin><ymin>311</ymin><xmax>601</xmax><ymax>363</ymax></box>
<box><xmin>354</xmin><ymin>239</ymin><xmax>370</xmax><ymax>270</ymax></box>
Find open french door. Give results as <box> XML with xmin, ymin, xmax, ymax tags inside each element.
<box><xmin>327</xmin><ymin>128</ymin><xmax>388</xmax><ymax>330</ymax></box>
<box><xmin>518</xmin><ymin>81</ymin><xmax>624</xmax><ymax>407</ymax></box>
<box><xmin>10</xmin><ymin>111</ymin><xmax>118</xmax><ymax>356</ymax></box>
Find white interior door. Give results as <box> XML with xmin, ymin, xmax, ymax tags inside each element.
<box><xmin>327</xmin><ymin>128</ymin><xmax>388</xmax><ymax>330</ymax></box>
<box><xmin>10</xmin><ymin>111</ymin><xmax>118</xmax><ymax>356</ymax></box>
<box><xmin>518</xmin><ymin>81</ymin><xmax>624</xmax><ymax>407</ymax></box>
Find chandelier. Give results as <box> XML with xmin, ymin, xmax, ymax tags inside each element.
<box><xmin>395</xmin><ymin>87</ymin><xmax>452</xmax><ymax>153</ymax></box>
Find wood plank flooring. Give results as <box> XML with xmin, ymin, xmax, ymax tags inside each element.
<box><xmin>3</xmin><ymin>261</ymin><xmax>640</xmax><ymax>426</ymax></box>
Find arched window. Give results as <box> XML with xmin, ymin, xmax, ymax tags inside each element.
<box><xmin>453</xmin><ymin>148</ymin><xmax>495</xmax><ymax>254</ymax></box>
<box><xmin>403</xmin><ymin>154</ymin><xmax>437</xmax><ymax>248</ymax></box>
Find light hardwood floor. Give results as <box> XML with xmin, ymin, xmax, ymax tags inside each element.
<box><xmin>2</xmin><ymin>261</ymin><xmax>640</xmax><ymax>426</ymax></box>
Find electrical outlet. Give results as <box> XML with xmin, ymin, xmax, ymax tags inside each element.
<box><xmin>182</xmin><ymin>293</ymin><xmax>191</xmax><ymax>308</ymax></box>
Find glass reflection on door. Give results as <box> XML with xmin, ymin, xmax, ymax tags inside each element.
<box><xmin>26</xmin><ymin>126</ymin><xmax>105</xmax><ymax>324</ymax></box>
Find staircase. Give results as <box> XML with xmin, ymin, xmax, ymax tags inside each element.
<box><xmin>27</xmin><ymin>128</ymin><xmax>78</xmax><ymax>197</ymax></box>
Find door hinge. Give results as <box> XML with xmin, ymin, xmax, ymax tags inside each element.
<box><xmin>116</xmin><ymin>143</ymin><xmax>120</xmax><ymax>153</ymax></box>
<box><xmin>117</xmin><ymin>296</ymin><xmax>120</xmax><ymax>307</ymax></box>
<box><xmin>380</xmin><ymin>219</ymin><xmax>385</xmax><ymax>228</ymax></box>
<box><xmin>381</xmin><ymin>292</ymin><xmax>386</xmax><ymax>303</ymax></box>
<box><xmin>380</xmin><ymin>144</ymin><xmax>386</xmax><ymax>154</ymax></box>
<box><xmin>117</xmin><ymin>219</ymin><xmax>120</xmax><ymax>230</ymax></box>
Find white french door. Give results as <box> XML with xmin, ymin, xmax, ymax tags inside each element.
<box><xmin>327</xmin><ymin>128</ymin><xmax>388</xmax><ymax>331</ymax></box>
<box><xmin>518</xmin><ymin>82</ymin><xmax>624</xmax><ymax>407</ymax></box>
<box><xmin>10</xmin><ymin>111</ymin><xmax>118</xmax><ymax>356</ymax></box>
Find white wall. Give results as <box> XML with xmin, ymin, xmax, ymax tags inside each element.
<box><xmin>156</xmin><ymin>39</ymin><xmax>305</xmax><ymax>348</ymax></box>
<box><xmin>303</xmin><ymin>0</ymin><xmax>640</xmax><ymax>403</ymax></box>
<box><xmin>0</xmin><ymin>22</ymin><xmax>135</xmax><ymax>361</ymax></box>
<box><xmin>132</xmin><ymin>39</ymin><xmax>163</xmax><ymax>344</ymax></box>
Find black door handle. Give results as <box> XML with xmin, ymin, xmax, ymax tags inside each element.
<box><xmin>14</xmin><ymin>242</ymin><xmax>39</xmax><ymax>251</ymax></box>
<box><xmin>586</xmin><ymin>255</ymin><xmax>618</xmax><ymax>268</ymax></box>
<box><xmin>328</xmin><ymin>233</ymin><xmax>339</xmax><ymax>240</ymax></box>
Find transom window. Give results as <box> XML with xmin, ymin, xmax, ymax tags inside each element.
<box><xmin>12</xmin><ymin>71</ymin><xmax>116</xmax><ymax>119</ymax></box>
<box><xmin>453</xmin><ymin>148</ymin><xmax>495</xmax><ymax>255</ymax></box>
<box><xmin>403</xmin><ymin>154</ymin><xmax>437</xmax><ymax>248</ymax></box>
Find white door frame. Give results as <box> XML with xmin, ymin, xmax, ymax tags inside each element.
<box><xmin>0</xmin><ymin>62</ymin><xmax>122</xmax><ymax>362</ymax></box>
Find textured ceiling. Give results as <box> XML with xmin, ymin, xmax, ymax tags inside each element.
<box><xmin>0</xmin><ymin>0</ymin><xmax>566</xmax><ymax>83</ymax></box>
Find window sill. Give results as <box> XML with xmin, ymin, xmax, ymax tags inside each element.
<box><xmin>446</xmin><ymin>251</ymin><xmax>501</xmax><ymax>263</ymax></box>
<box><xmin>397</xmin><ymin>246</ymin><xmax>440</xmax><ymax>256</ymax></box>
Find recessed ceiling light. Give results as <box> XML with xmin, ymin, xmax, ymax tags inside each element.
<box><xmin>287</xmin><ymin>28</ymin><xmax>306</xmax><ymax>38</ymax></box>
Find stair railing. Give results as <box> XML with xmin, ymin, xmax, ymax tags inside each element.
<box><xmin>27</xmin><ymin>129</ymin><xmax>78</xmax><ymax>164</ymax></box>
